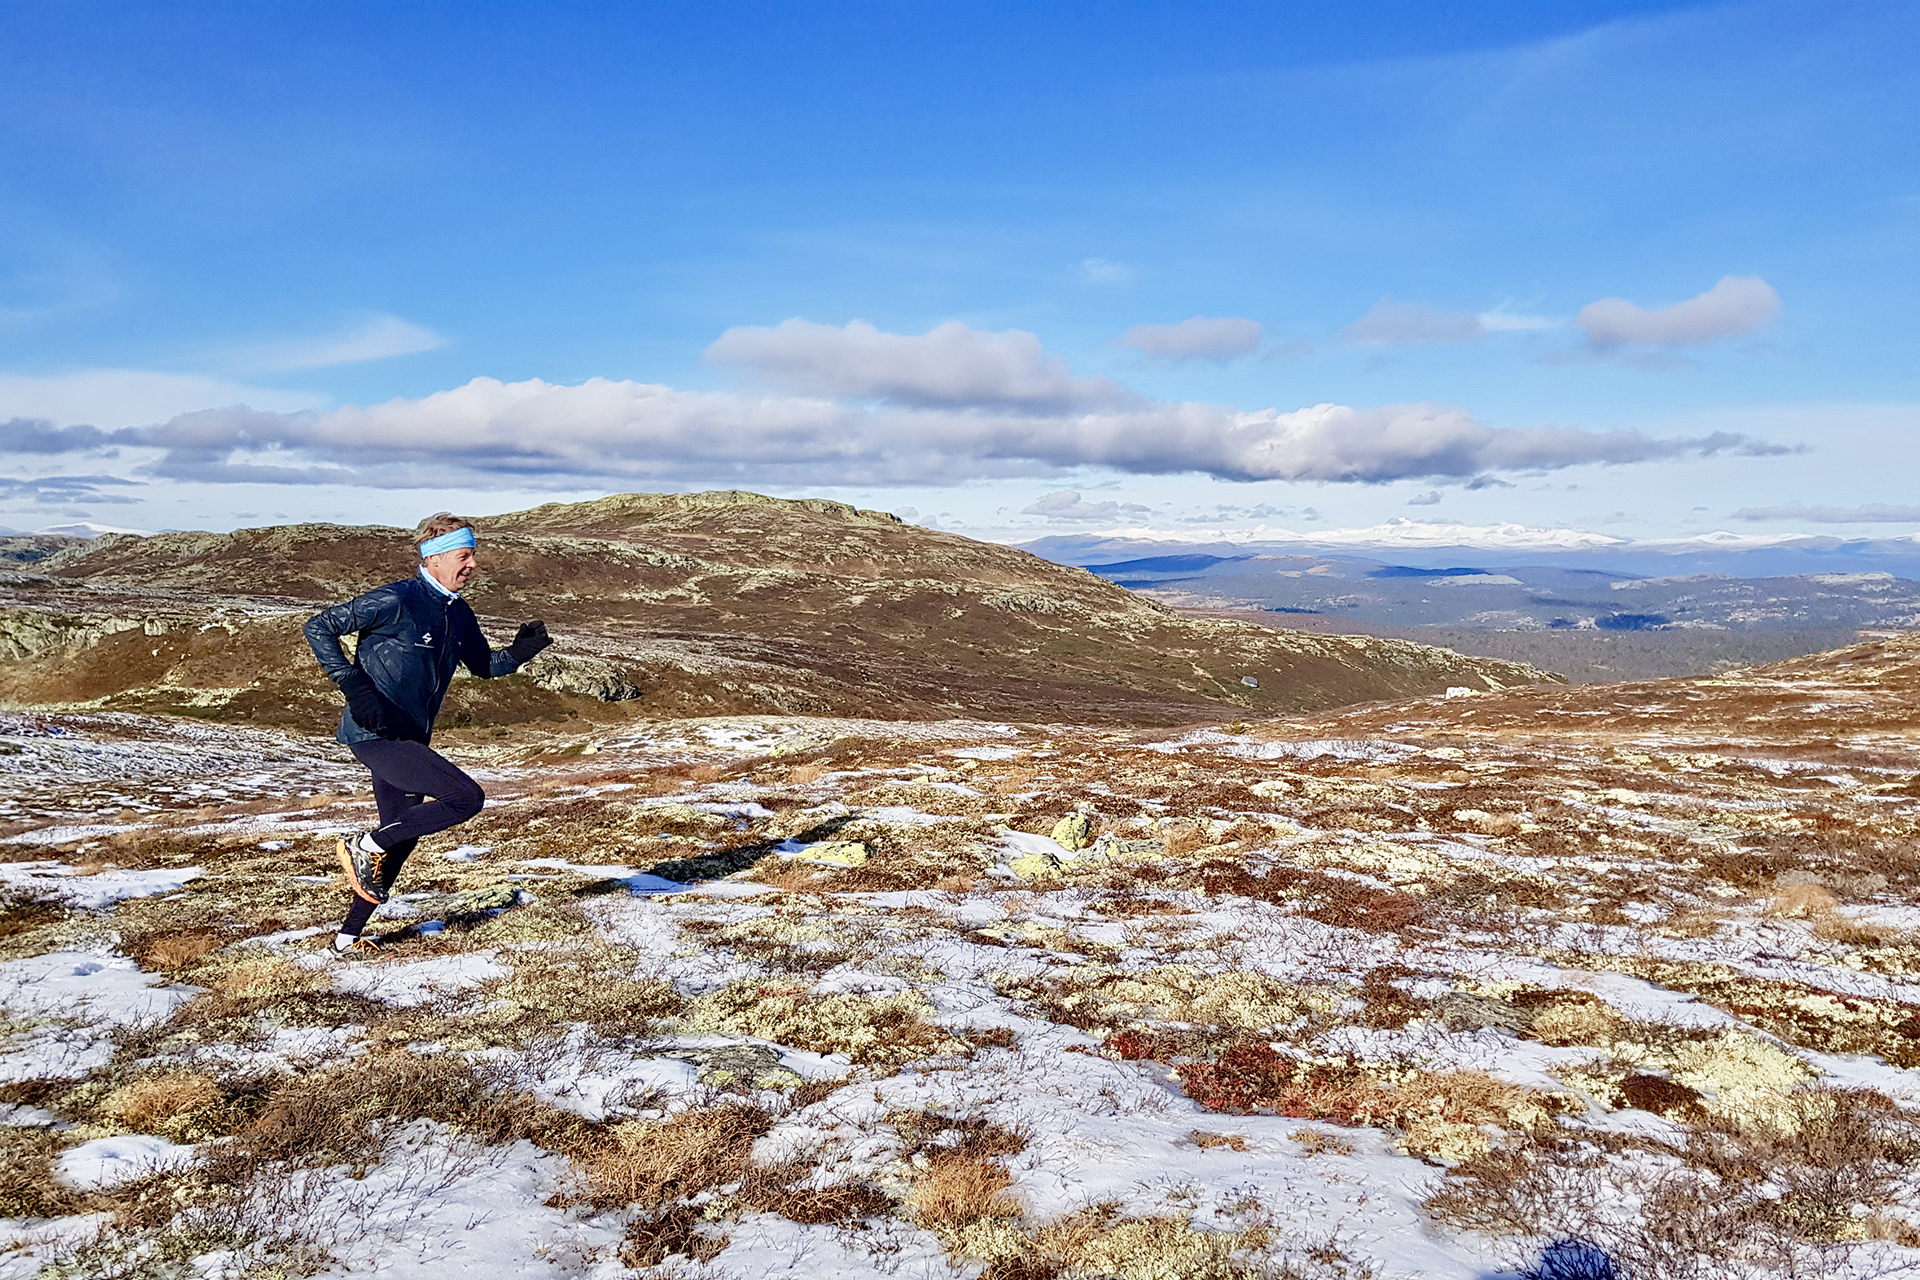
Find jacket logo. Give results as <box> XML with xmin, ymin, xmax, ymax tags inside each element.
<box><xmin>416</xmin><ymin>631</ymin><xmax>434</xmax><ymax>648</ymax></box>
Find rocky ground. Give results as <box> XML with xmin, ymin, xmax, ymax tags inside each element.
<box><xmin>3</xmin><ymin>636</ymin><xmax>1920</xmax><ymax>1278</ymax></box>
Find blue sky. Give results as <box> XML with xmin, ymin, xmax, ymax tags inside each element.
<box><xmin>2</xmin><ymin>0</ymin><xmax>1917</xmax><ymax>544</ymax></box>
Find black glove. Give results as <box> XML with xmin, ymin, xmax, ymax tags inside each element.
<box><xmin>339</xmin><ymin>669</ymin><xmax>397</xmax><ymax>738</ymax></box>
<box><xmin>509</xmin><ymin>620</ymin><xmax>552</xmax><ymax>664</ymax></box>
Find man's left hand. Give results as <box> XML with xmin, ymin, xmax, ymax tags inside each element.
<box><xmin>509</xmin><ymin>620</ymin><xmax>552</xmax><ymax>663</ymax></box>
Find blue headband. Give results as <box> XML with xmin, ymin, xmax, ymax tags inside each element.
<box><xmin>419</xmin><ymin>527</ymin><xmax>476</xmax><ymax>558</ymax></box>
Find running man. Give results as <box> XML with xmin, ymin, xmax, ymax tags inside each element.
<box><xmin>303</xmin><ymin>513</ymin><xmax>553</xmax><ymax>952</ymax></box>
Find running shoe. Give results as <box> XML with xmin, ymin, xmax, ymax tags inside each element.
<box><xmin>336</xmin><ymin>835</ymin><xmax>389</xmax><ymax>904</ymax></box>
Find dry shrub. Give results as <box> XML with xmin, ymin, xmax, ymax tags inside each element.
<box><xmin>1616</xmin><ymin>1073</ymin><xmax>1706</xmax><ymax>1120</ymax></box>
<box><xmin>1190</xmin><ymin>1130</ymin><xmax>1249</xmax><ymax>1152</ymax></box>
<box><xmin>491</xmin><ymin>947</ymin><xmax>680</xmax><ymax>1031</ymax></box>
<box><xmin>1811</xmin><ymin>913</ymin><xmax>1899</xmax><ymax>947</ymax></box>
<box><xmin>577</xmin><ymin>1102</ymin><xmax>772</xmax><ymax>1209</ymax></box>
<box><xmin>1163</xmin><ymin>828</ymin><xmax>1206</xmax><ymax>858</ymax></box>
<box><xmin>688</xmin><ymin>763</ymin><xmax>733</xmax><ymax>783</ymax></box>
<box><xmin>1395</xmin><ymin>1070</ymin><xmax>1565</xmax><ymax>1162</ymax></box>
<box><xmin>211</xmin><ymin>956</ymin><xmax>329</xmax><ymax>999</ymax></box>
<box><xmin>736</xmin><ymin>1161</ymin><xmax>892</xmax><ymax>1224</ymax></box>
<box><xmin>1107</xmin><ymin>1027</ymin><xmax>1224</xmax><ymax>1062</ymax></box>
<box><xmin>1480</xmin><ymin>812</ymin><xmax>1524</xmax><ymax>837</ymax></box>
<box><xmin>910</xmin><ymin>1154</ymin><xmax>1020</xmax><ymax>1226</ymax></box>
<box><xmin>1181</xmin><ymin>1046</ymin><xmax>1561</xmax><ymax>1160</ymax></box>
<box><xmin>243</xmin><ymin>1051</ymin><xmax>556</xmax><ymax>1167</ymax></box>
<box><xmin>621</xmin><ymin>1203</ymin><xmax>728</xmax><ymax>1267</ymax></box>
<box><xmin>1190</xmin><ymin>860</ymin><xmax>1426</xmax><ymax>933</ymax></box>
<box><xmin>969</xmin><ymin>1026</ymin><xmax>1018</xmax><ymax>1051</ymax></box>
<box><xmin>991</xmin><ymin>765</ymin><xmax>1040</xmax><ymax>795</ymax></box>
<box><xmin>980</xmin><ymin>1257</ymin><xmax>1064</xmax><ymax>1280</ymax></box>
<box><xmin>785</xmin><ymin>762</ymin><xmax>828</xmax><ymax>785</ymax></box>
<box><xmin>746</xmin><ymin>858</ymin><xmax>834</xmax><ymax>892</ymax></box>
<box><xmin>892</xmin><ymin>1110</ymin><xmax>1030</xmax><ymax>1161</ymax></box>
<box><xmin>1179</xmin><ymin>1043</ymin><xmax>1393</xmax><ymax>1123</ymax></box>
<box><xmin>1427</xmin><ymin>1088</ymin><xmax>1920</xmax><ymax>1277</ymax></box>
<box><xmin>139</xmin><ymin>931</ymin><xmax>222</xmax><ymax>971</ymax></box>
<box><xmin>688</xmin><ymin>980</ymin><xmax>964</xmax><ymax>1065</ymax></box>
<box><xmin>0</xmin><ymin>1128</ymin><xmax>88</xmax><ymax>1218</ymax></box>
<box><xmin>1292</xmin><ymin>1129</ymin><xmax>1355</xmax><ymax>1158</ymax></box>
<box><xmin>1767</xmin><ymin>883</ymin><xmax>1839</xmax><ymax>919</ymax></box>
<box><xmin>1359</xmin><ymin>965</ymin><xmax>1431</xmax><ymax>1029</ymax></box>
<box><xmin>0</xmin><ymin>892</ymin><xmax>65</xmax><ymax>944</ymax></box>
<box><xmin>1304</xmin><ymin>879</ymin><xmax>1426</xmax><ymax>933</ymax></box>
<box><xmin>99</xmin><ymin>1072</ymin><xmax>224</xmax><ymax>1137</ymax></box>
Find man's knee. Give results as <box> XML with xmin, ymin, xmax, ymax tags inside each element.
<box><xmin>449</xmin><ymin>777</ymin><xmax>485</xmax><ymax>821</ymax></box>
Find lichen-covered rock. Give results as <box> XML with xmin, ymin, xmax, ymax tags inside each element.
<box><xmin>519</xmin><ymin>652</ymin><xmax>641</xmax><ymax>701</ymax></box>
<box><xmin>792</xmin><ymin>840</ymin><xmax>869</xmax><ymax>867</ymax></box>
<box><xmin>676</xmin><ymin>1042</ymin><xmax>804</xmax><ymax>1090</ymax></box>
<box><xmin>1050</xmin><ymin>813</ymin><xmax>1094</xmax><ymax>851</ymax></box>
<box><xmin>415</xmin><ymin>883</ymin><xmax>521</xmax><ymax>914</ymax></box>
<box><xmin>1009</xmin><ymin>851</ymin><xmax>1061</xmax><ymax>879</ymax></box>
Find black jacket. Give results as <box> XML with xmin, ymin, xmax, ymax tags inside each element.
<box><xmin>303</xmin><ymin>573</ymin><xmax>522</xmax><ymax>745</ymax></box>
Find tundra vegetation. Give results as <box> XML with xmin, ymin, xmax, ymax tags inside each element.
<box><xmin>1</xmin><ymin>512</ymin><xmax>1919</xmax><ymax>1278</ymax></box>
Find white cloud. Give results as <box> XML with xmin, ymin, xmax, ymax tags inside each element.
<box><xmin>1575</xmin><ymin>275</ymin><xmax>1781</xmax><ymax>348</ymax></box>
<box><xmin>234</xmin><ymin>313</ymin><xmax>448</xmax><ymax>373</ymax></box>
<box><xmin>1078</xmin><ymin>258</ymin><xmax>1131</xmax><ymax>284</ymax></box>
<box><xmin>1116</xmin><ymin>316</ymin><xmax>1262</xmax><ymax>362</ymax></box>
<box><xmin>9</xmin><ymin>321</ymin><xmax>1792</xmax><ymax>492</ymax></box>
<box><xmin>1341</xmin><ymin>298</ymin><xmax>1485</xmax><ymax>345</ymax></box>
<box><xmin>1022</xmin><ymin>490</ymin><xmax>1151</xmax><ymax>522</ymax></box>
<box><xmin>706</xmin><ymin>318</ymin><xmax>1127</xmax><ymax>411</ymax></box>
<box><xmin>1407</xmin><ymin>489</ymin><xmax>1442</xmax><ymax>505</ymax></box>
<box><xmin>1477</xmin><ymin>307</ymin><xmax>1557</xmax><ymax>332</ymax></box>
<box><xmin>0</xmin><ymin>369</ymin><xmax>323</xmax><ymax>430</ymax></box>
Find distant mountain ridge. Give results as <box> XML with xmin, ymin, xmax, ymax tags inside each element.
<box><xmin>1024</xmin><ymin>526</ymin><xmax>1920</xmax><ymax>580</ymax></box>
<box><xmin>0</xmin><ymin>490</ymin><xmax>1555</xmax><ymax>731</ymax></box>
<box><xmin>1068</xmin><ymin>549</ymin><xmax>1920</xmax><ymax>634</ymax></box>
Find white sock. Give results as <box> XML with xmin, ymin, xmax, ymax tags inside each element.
<box><xmin>334</xmin><ymin>933</ymin><xmax>358</xmax><ymax>951</ymax></box>
<box><xmin>356</xmin><ymin>832</ymin><xmax>383</xmax><ymax>853</ymax></box>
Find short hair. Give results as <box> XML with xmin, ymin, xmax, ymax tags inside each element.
<box><xmin>414</xmin><ymin>512</ymin><xmax>475</xmax><ymax>555</ymax></box>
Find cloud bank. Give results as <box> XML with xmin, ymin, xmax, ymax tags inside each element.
<box><xmin>4</xmin><ymin>320</ymin><xmax>1789</xmax><ymax>492</ymax></box>
<box><xmin>1576</xmin><ymin>275</ymin><xmax>1780</xmax><ymax>348</ymax></box>
<box><xmin>1732</xmin><ymin>501</ymin><xmax>1920</xmax><ymax>523</ymax></box>
<box><xmin>1023</xmin><ymin>490</ymin><xmax>1152</xmax><ymax>522</ymax></box>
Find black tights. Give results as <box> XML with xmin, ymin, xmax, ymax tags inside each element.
<box><xmin>339</xmin><ymin>739</ymin><xmax>485</xmax><ymax>937</ymax></box>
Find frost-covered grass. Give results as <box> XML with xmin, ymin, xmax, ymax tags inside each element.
<box><xmin>3</xmin><ymin>665</ymin><xmax>1920</xmax><ymax>1279</ymax></box>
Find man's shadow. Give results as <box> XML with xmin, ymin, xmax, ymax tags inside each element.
<box><xmin>599</xmin><ymin>813</ymin><xmax>861</xmax><ymax>887</ymax></box>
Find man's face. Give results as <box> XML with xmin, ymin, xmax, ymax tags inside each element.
<box><xmin>424</xmin><ymin>546</ymin><xmax>478</xmax><ymax>591</ymax></box>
